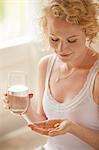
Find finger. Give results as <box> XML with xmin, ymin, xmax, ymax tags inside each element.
<box><xmin>28</xmin><ymin>125</ymin><xmax>49</xmax><ymax>135</ymax></box>
<box><xmin>49</xmin><ymin>132</ymin><xmax>61</xmax><ymax>136</ymax></box>
<box><xmin>49</xmin><ymin>126</ymin><xmax>60</xmax><ymax>133</ymax></box>
<box><xmin>28</xmin><ymin>124</ymin><xmax>47</xmax><ymax>131</ymax></box>
<box><xmin>3</xmin><ymin>94</ymin><xmax>9</xmax><ymax>103</ymax></box>
<box><xmin>48</xmin><ymin>127</ymin><xmax>63</xmax><ymax>136</ymax></box>
<box><xmin>28</xmin><ymin>93</ymin><xmax>33</xmax><ymax>99</ymax></box>
<box><xmin>3</xmin><ymin>98</ymin><xmax>9</xmax><ymax>103</ymax></box>
<box><xmin>28</xmin><ymin>123</ymin><xmax>46</xmax><ymax>129</ymax></box>
<box><xmin>4</xmin><ymin>93</ymin><xmax>7</xmax><ymax>96</ymax></box>
<box><xmin>28</xmin><ymin>124</ymin><xmax>37</xmax><ymax>128</ymax></box>
<box><xmin>3</xmin><ymin>104</ymin><xmax>10</xmax><ymax>110</ymax></box>
<box><xmin>32</xmin><ymin>121</ymin><xmax>46</xmax><ymax>128</ymax></box>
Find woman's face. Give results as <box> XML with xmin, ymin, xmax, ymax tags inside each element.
<box><xmin>47</xmin><ymin>17</ymin><xmax>87</xmax><ymax>63</ymax></box>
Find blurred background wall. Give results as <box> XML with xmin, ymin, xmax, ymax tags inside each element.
<box><xmin>0</xmin><ymin>0</ymin><xmax>47</xmax><ymax>137</ymax></box>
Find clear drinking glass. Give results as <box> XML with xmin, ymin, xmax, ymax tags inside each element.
<box><xmin>7</xmin><ymin>71</ymin><xmax>30</xmax><ymax>115</ymax></box>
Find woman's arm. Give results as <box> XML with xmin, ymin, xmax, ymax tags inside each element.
<box><xmin>93</xmin><ymin>72</ymin><xmax>99</xmax><ymax>105</ymax></box>
<box><xmin>70</xmin><ymin>72</ymin><xmax>99</xmax><ymax>149</ymax></box>
<box><xmin>69</xmin><ymin>122</ymin><xmax>99</xmax><ymax>150</ymax></box>
<box><xmin>22</xmin><ymin>55</ymin><xmax>51</xmax><ymax>123</ymax></box>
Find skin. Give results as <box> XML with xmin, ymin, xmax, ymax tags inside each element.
<box><xmin>47</xmin><ymin>16</ymin><xmax>87</xmax><ymax>67</ymax></box>
<box><xmin>28</xmin><ymin>17</ymin><xmax>99</xmax><ymax>149</ymax></box>
<box><xmin>4</xmin><ymin>17</ymin><xmax>99</xmax><ymax>149</ymax></box>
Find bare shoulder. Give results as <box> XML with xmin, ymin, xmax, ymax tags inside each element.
<box><xmin>38</xmin><ymin>54</ymin><xmax>53</xmax><ymax>67</ymax></box>
<box><xmin>37</xmin><ymin>53</ymin><xmax>53</xmax><ymax>85</ymax></box>
<box><xmin>38</xmin><ymin>54</ymin><xmax>53</xmax><ymax>71</ymax></box>
<box><xmin>93</xmin><ymin>55</ymin><xmax>99</xmax><ymax>105</ymax></box>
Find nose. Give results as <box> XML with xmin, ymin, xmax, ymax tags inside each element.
<box><xmin>57</xmin><ymin>41</ymin><xmax>68</xmax><ymax>53</ymax></box>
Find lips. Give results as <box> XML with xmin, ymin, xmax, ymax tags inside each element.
<box><xmin>59</xmin><ymin>53</ymin><xmax>72</xmax><ymax>57</ymax></box>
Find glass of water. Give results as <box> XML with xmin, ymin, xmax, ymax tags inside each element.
<box><xmin>7</xmin><ymin>71</ymin><xmax>30</xmax><ymax>115</ymax></box>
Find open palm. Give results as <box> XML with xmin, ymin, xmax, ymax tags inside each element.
<box><xmin>28</xmin><ymin>119</ymin><xmax>71</xmax><ymax>136</ymax></box>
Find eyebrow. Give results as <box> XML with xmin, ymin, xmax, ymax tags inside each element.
<box><xmin>67</xmin><ymin>35</ymin><xmax>79</xmax><ymax>39</ymax></box>
<box><xmin>50</xmin><ymin>34</ymin><xmax>79</xmax><ymax>39</ymax></box>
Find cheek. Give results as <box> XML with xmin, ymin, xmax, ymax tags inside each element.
<box><xmin>74</xmin><ymin>38</ymin><xmax>86</xmax><ymax>50</ymax></box>
<box><xmin>73</xmin><ymin>43</ymin><xmax>86</xmax><ymax>57</ymax></box>
<box><xmin>69</xmin><ymin>42</ymin><xmax>86</xmax><ymax>57</ymax></box>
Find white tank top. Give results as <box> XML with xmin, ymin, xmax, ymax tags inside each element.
<box><xmin>43</xmin><ymin>54</ymin><xmax>99</xmax><ymax>150</ymax></box>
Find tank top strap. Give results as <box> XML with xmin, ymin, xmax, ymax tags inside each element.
<box><xmin>87</xmin><ymin>59</ymin><xmax>99</xmax><ymax>101</ymax></box>
<box><xmin>45</xmin><ymin>53</ymin><xmax>57</xmax><ymax>86</ymax></box>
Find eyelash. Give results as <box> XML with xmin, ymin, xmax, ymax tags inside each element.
<box><xmin>51</xmin><ymin>38</ymin><xmax>77</xmax><ymax>43</ymax></box>
<box><xmin>67</xmin><ymin>39</ymin><xmax>77</xmax><ymax>43</ymax></box>
<box><xmin>51</xmin><ymin>38</ymin><xmax>59</xmax><ymax>42</ymax></box>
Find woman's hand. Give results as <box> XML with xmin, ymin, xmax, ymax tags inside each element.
<box><xmin>3</xmin><ymin>93</ymin><xmax>33</xmax><ymax>112</ymax></box>
<box><xmin>3</xmin><ymin>93</ymin><xmax>10</xmax><ymax>110</ymax></box>
<box><xmin>28</xmin><ymin>119</ymin><xmax>72</xmax><ymax>136</ymax></box>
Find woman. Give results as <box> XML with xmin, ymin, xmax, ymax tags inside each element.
<box><xmin>4</xmin><ymin>0</ymin><xmax>99</xmax><ymax>150</ymax></box>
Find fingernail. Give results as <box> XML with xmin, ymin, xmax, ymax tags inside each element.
<box><xmin>28</xmin><ymin>93</ymin><xmax>33</xmax><ymax>98</ymax></box>
<box><xmin>5</xmin><ymin>93</ymin><xmax>7</xmax><ymax>96</ymax></box>
<box><xmin>28</xmin><ymin>124</ymin><xmax>32</xmax><ymax>127</ymax></box>
<box><xmin>28</xmin><ymin>124</ymin><xmax>36</xmax><ymax>127</ymax></box>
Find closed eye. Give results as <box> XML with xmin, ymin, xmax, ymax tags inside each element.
<box><xmin>67</xmin><ymin>39</ymin><xmax>77</xmax><ymax>43</ymax></box>
<box><xmin>51</xmin><ymin>38</ymin><xmax>59</xmax><ymax>42</ymax></box>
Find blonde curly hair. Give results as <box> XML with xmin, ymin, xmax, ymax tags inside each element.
<box><xmin>41</xmin><ymin>0</ymin><xmax>99</xmax><ymax>44</ymax></box>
